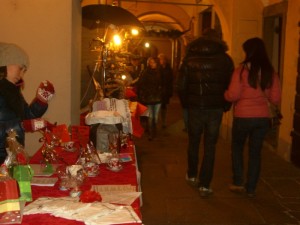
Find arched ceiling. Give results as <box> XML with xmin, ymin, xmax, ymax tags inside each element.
<box><xmin>81</xmin><ymin>0</ymin><xmax>211</xmax><ymax>32</ymax></box>
<box><xmin>81</xmin><ymin>0</ymin><xmax>269</xmax><ymax>38</ymax></box>
<box><xmin>138</xmin><ymin>13</ymin><xmax>183</xmax><ymax>31</ymax></box>
<box><xmin>122</xmin><ymin>1</ymin><xmax>195</xmax><ymax>32</ymax></box>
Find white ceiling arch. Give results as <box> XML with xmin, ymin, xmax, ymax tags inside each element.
<box><xmin>138</xmin><ymin>12</ymin><xmax>185</xmax><ymax>31</ymax></box>
<box><xmin>122</xmin><ymin>1</ymin><xmax>192</xmax><ymax>32</ymax></box>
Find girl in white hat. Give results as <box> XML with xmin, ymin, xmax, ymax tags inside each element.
<box><xmin>0</xmin><ymin>42</ymin><xmax>55</xmax><ymax>164</ymax></box>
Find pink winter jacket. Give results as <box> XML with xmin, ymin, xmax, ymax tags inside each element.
<box><xmin>224</xmin><ymin>65</ymin><xmax>281</xmax><ymax>118</ymax></box>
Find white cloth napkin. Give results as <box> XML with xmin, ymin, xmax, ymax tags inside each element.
<box><xmin>24</xmin><ymin>197</ymin><xmax>141</xmax><ymax>225</ymax></box>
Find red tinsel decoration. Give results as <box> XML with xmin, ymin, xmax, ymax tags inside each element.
<box><xmin>79</xmin><ymin>190</ymin><xmax>102</xmax><ymax>203</ymax></box>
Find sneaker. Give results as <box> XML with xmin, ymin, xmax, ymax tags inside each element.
<box><xmin>199</xmin><ymin>186</ymin><xmax>213</xmax><ymax>197</ymax></box>
<box><xmin>185</xmin><ymin>174</ymin><xmax>198</xmax><ymax>187</ymax></box>
<box><xmin>247</xmin><ymin>192</ymin><xmax>256</xmax><ymax>198</ymax></box>
<box><xmin>229</xmin><ymin>184</ymin><xmax>246</xmax><ymax>193</ymax></box>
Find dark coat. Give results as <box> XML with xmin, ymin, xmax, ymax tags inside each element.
<box><xmin>177</xmin><ymin>37</ymin><xmax>234</xmax><ymax>110</ymax></box>
<box><xmin>0</xmin><ymin>78</ymin><xmax>48</xmax><ymax>161</ymax></box>
<box><xmin>137</xmin><ymin>67</ymin><xmax>162</xmax><ymax>105</ymax></box>
<box><xmin>160</xmin><ymin>63</ymin><xmax>173</xmax><ymax>105</ymax></box>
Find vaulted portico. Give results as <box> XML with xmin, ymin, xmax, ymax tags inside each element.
<box><xmin>0</xmin><ymin>0</ymin><xmax>298</xmax><ymax>164</ymax></box>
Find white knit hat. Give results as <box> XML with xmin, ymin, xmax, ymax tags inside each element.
<box><xmin>0</xmin><ymin>42</ymin><xmax>29</xmax><ymax>68</ymax></box>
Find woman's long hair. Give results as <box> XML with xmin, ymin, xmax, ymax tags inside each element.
<box><xmin>241</xmin><ymin>37</ymin><xmax>274</xmax><ymax>90</ymax></box>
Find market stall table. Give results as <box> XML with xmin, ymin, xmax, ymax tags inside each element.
<box><xmin>10</xmin><ymin>140</ymin><xmax>142</xmax><ymax>225</ymax></box>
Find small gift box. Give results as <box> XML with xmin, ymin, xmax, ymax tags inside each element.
<box><xmin>0</xmin><ymin>179</ymin><xmax>19</xmax><ymax>202</ymax></box>
<box><xmin>12</xmin><ymin>165</ymin><xmax>33</xmax><ymax>181</ymax></box>
<box><xmin>16</xmin><ymin>181</ymin><xmax>32</xmax><ymax>202</ymax></box>
<box><xmin>0</xmin><ymin>199</ymin><xmax>22</xmax><ymax>224</ymax></box>
<box><xmin>5</xmin><ymin>130</ymin><xmax>33</xmax><ymax>201</ymax></box>
<box><xmin>12</xmin><ymin>165</ymin><xmax>33</xmax><ymax>202</ymax></box>
<box><xmin>52</xmin><ymin>124</ymin><xmax>71</xmax><ymax>143</ymax></box>
<box><xmin>0</xmin><ymin>177</ymin><xmax>22</xmax><ymax>224</ymax></box>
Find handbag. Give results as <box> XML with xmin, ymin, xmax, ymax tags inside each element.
<box><xmin>260</xmin><ymin>85</ymin><xmax>282</xmax><ymax>129</ymax></box>
<box><xmin>267</xmin><ymin>100</ymin><xmax>283</xmax><ymax>129</ymax></box>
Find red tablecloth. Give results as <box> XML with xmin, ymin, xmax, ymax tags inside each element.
<box><xmin>13</xmin><ymin>140</ymin><xmax>142</xmax><ymax>225</ymax></box>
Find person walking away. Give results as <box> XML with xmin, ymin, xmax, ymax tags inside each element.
<box><xmin>158</xmin><ymin>53</ymin><xmax>173</xmax><ymax>128</ymax></box>
<box><xmin>176</xmin><ymin>58</ymin><xmax>189</xmax><ymax>132</ymax></box>
<box><xmin>137</xmin><ymin>57</ymin><xmax>162</xmax><ymax>141</ymax></box>
<box><xmin>224</xmin><ymin>37</ymin><xmax>281</xmax><ymax>197</ymax></box>
<box><xmin>0</xmin><ymin>42</ymin><xmax>55</xmax><ymax>164</ymax></box>
<box><xmin>177</xmin><ymin>29</ymin><xmax>234</xmax><ymax>197</ymax></box>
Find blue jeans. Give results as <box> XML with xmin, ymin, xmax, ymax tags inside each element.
<box><xmin>147</xmin><ymin>103</ymin><xmax>161</xmax><ymax>137</ymax></box>
<box><xmin>231</xmin><ymin>117</ymin><xmax>270</xmax><ymax>193</ymax></box>
<box><xmin>187</xmin><ymin>108</ymin><xmax>223</xmax><ymax>188</ymax></box>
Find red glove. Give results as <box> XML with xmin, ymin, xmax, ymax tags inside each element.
<box><xmin>36</xmin><ymin>80</ymin><xmax>55</xmax><ymax>104</ymax></box>
<box><xmin>22</xmin><ymin>118</ymin><xmax>56</xmax><ymax>132</ymax></box>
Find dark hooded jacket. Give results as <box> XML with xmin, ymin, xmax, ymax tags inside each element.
<box><xmin>177</xmin><ymin>37</ymin><xmax>234</xmax><ymax>110</ymax></box>
<box><xmin>160</xmin><ymin>63</ymin><xmax>173</xmax><ymax>105</ymax></box>
<box><xmin>137</xmin><ymin>67</ymin><xmax>162</xmax><ymax>105</ymax></box>
<box><xmin>0</xmin><ymin>78</ymin><xmax>48</xmax><ymax>161</ymax></box>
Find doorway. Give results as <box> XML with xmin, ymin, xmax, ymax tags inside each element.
<box><xmin>291</xmin><ymin>22</ymin><xmax>300</xmax><ymax>167</ymax></box>
<box><xmin>262</xmin><ymin>1</ymin><xmax>287</xmax><ymax>148</ymax></box>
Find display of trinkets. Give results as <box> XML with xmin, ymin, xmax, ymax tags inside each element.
<box><xmin>4</xmin><ymin>130</ymin><xmax>34</xmax><ymax>202</ymax></box>
<box><xmin>0</xmin><ymin>164</ymin><xmax>23</xmax><ymax>224</ymax></box>
<box><xmin>77</xmin><ymin>142</ymin><xmax>100</xmax><ymax>177</ymax></box>
<box><xmin>5</xmin><ymin>130</ymin><xmax>29</xmax><ymax>167</ymax></box>
<box><xmin>56</xmin><ymin>164</ymin><xmax>86</xmax><ymax>196</ymax></box>
<box><xmin>106</xmin><ymin>149</ymin><xmax>123</xmax><ymax>172</ymax></box>
<box><xmin>108</xmin><ymin>132</ymin><xmax>120</xmax><ymax>152</ymax></box>
<box><xmin>40</xmin><ymin>130</ymin><xmax>67</xmax><ymax>165</ymax></box>
<box><xmin>63</xmin><ymin>141</ymin><xmax>76</xmax><ymax>152</ymax></box>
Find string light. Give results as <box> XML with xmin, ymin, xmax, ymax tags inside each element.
<box><xmin>113</xmin><ymin>34</ymin><xmax>122</xmax><ymax>46</ymax></box>
<box><xmin>131</xmin><ymin>28</ymin><xmax>139</xmax><ymax>36</ymax></box>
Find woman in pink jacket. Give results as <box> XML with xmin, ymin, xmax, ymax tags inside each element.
<box><xmin>224</xmin><ymin>37</ymin><xmax>281</xmax><ymax>197</ymax></box>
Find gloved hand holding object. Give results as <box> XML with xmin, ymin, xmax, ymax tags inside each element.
<box><xmin>22</xmin><ymin>118</ymin><xmax>56</xmax><ymax>132</ymax></box>
<box><xmin>36</xmin><ymin>80</ymin><xmax>55</xmax><ymax>104</ymax></box>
